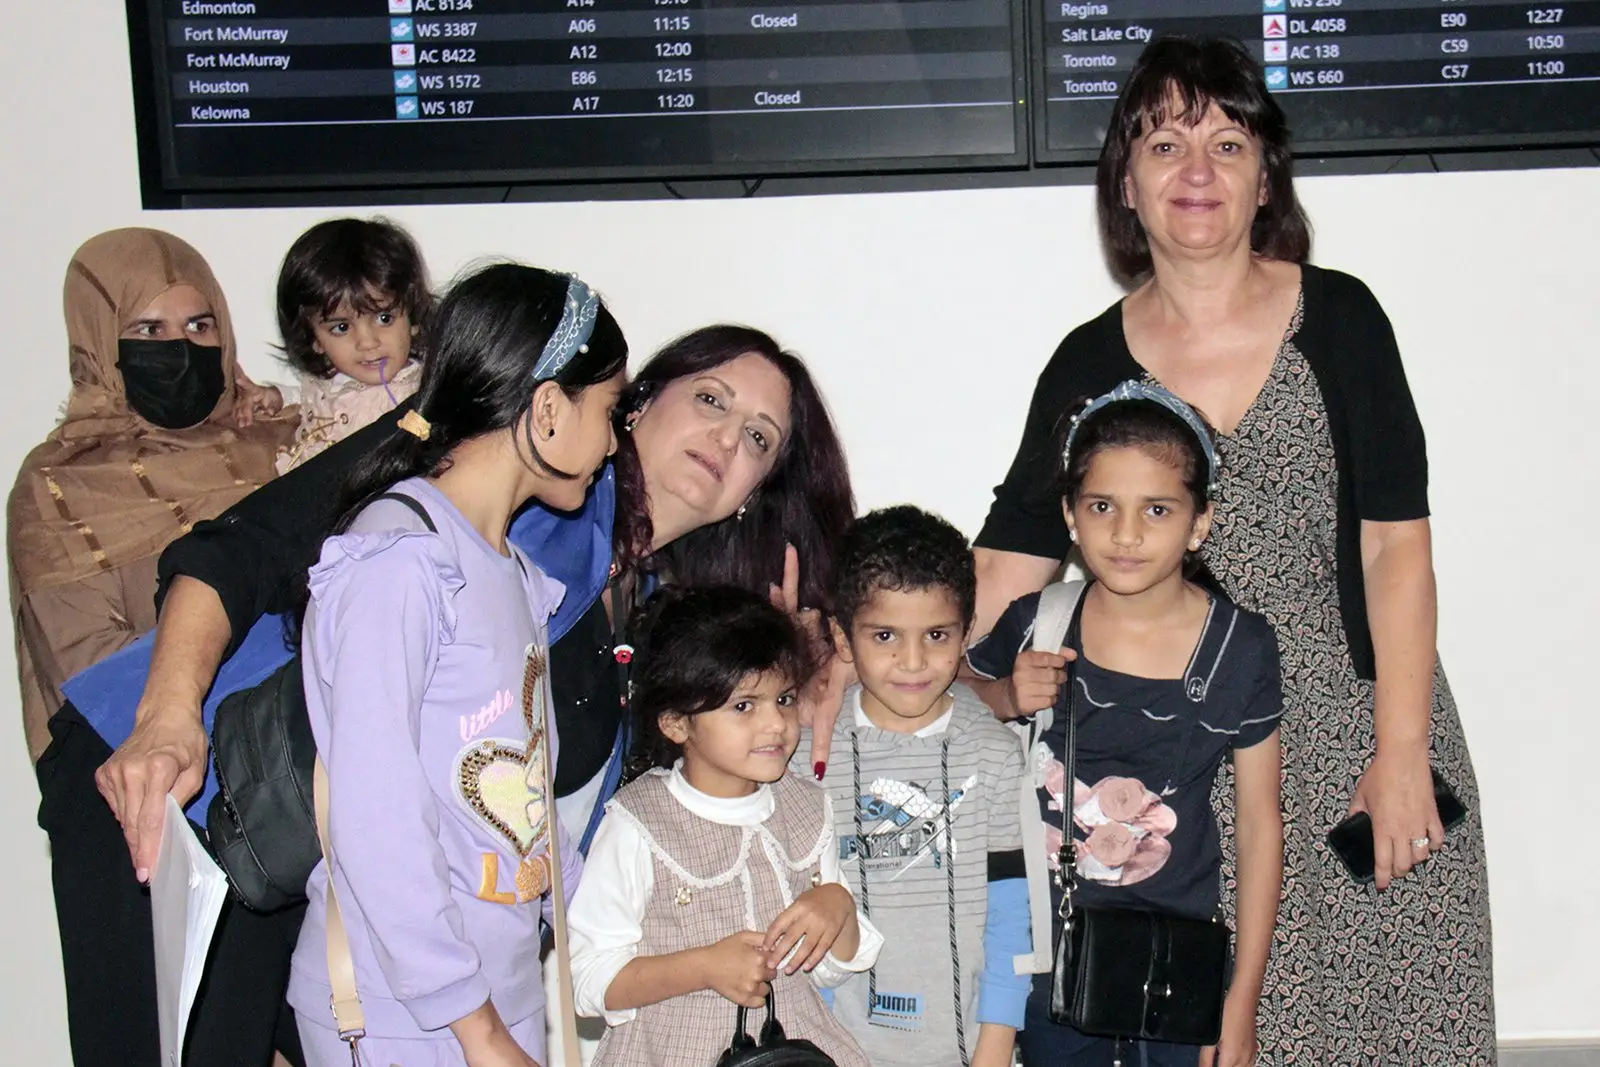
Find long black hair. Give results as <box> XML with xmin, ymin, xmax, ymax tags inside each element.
<box><xmin>614</xmin><ymin>325</ymin><xmax>855</xmax><ymax>611</ymax></box>
<box><xmin>331</xmin><ymin>262</ymin><xmax>627</xmax><ymax>536</ymax></box>
<box><xmin>1057</xmin><ymin>395</ymin><xmax>1220</xmax><ymax>581</ymax></box>
<box><xmin>624</xmin><ymin>585</ymin><xmax>810</xmax><ymax>782</ymax></box>
<box><xmin>285</xmin><ymin>264</ymin><xmax>626</xmax><ymax>643</ymax></box>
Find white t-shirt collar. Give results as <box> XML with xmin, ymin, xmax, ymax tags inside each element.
<box><xmin>848</xmin><ymin>685</ymin><xmax>954</xmax><ymax>738</ymax></box>
<box><xmin>666</xmin><ymin>761</ymin><xmax>775</xmax><ymax>825</ymax></box>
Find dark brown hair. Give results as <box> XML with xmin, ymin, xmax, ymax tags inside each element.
<box><xmin>1096</xmin><ymin>35</ymin><xmax>1312</xmax><ymax>284</ymax></box>
<box><xmin>288</xmin><ymin>262</ymin><xmax>627</xmax><ymax>643</ymax></box>
<box><xmin>276</xmin><ymin>216</ymin><xmax>433</xmax><ymax>378</ymax></box>
<box><xmin>833</xmin><ymin>505</ymin><xmax>976</xmax><ymax>633</ymax></box>
<box><xmin>1058</xmin><ymin>397</ymin><xmax>1215</xmax><ymax>513</ymax></box>
<box><xmin>1056</xmin><ymin>394</ymin><xmax>1220</xmax><ymax>582</ymax></box>
<box><xmin>615</xmin><ymin>326</ymin><xmax>855</xmax><ymax>612</ymax></box>
<box><xmin>624</xmin><ymin>585</ymin><xmax>810</xmax><ymax>782</ymax></box>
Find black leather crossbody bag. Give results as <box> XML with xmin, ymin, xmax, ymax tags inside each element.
<box><xmin>1045</xmin><ymin>590</ymin><xmax>1232</xmax><ymax>1046</ymax></box>
<box><xmin>207</xmin><ymin>492</ymin><xmax>436</xmax><ymax>913</ymax></box>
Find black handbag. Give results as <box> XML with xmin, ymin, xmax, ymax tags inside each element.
<box><xmin>207</xmin><ymin>656</ymin><xmax>318</xmax><ymax>912</ymax></box>
<box><xmin>1045</xmin><ymin>590</ymin><xmax>1232</xmax><ymax>1047</ymax></box>
<box><xmin>206</xmin><ymin>492</ymin><xmax>436</xmax><ymax>913</ymax></box>
<box><xmin>714</xmin><ymin>993</ymin><xmax>837</xmax><ymax>1067</ymax></box>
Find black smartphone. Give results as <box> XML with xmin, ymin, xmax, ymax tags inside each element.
<box><xmin>1326</xmin><ymin>768</ymin><xmax>1468</xmax><ymax>884</ymax></box>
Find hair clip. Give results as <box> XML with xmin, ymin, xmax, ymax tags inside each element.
<box><xmin>398</xmin><ymin>409</ymin><xmax>432</xmax><ymax>441</ymax></box>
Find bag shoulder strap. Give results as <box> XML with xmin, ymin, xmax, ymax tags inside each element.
<box><xmin>1051</xmin><ymin>590</ymin><xmax>1089</xmax><ymax>915</ymax></box>
<box><xmin>1031</xmin><ymin>580</ymin><xmax>1087</xmax><ymax>656</ymax></box>
<box><xmin>544</xmin><ymin>684</ymin><xmax>582</xmax><ymax>1067</ymax></box>
<box><xmin>313</xmin><ymin>757</ymin><xmax>365</xmax><ymax>1046</ymax></box>
<box><xmin>1012</xmin><ymin>580</ymin><xmax>1087</xmax><ymax>975</ymax></box>
<box><xmin>371</xmin><ymin>490</ymin><xmax>439</xmax><ymax>534</ymax></box>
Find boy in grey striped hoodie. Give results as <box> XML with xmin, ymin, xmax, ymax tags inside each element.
<box><xmin>798</xmin><ymin>506</ymin><xmax>1034</xmax><ymax>1067</ymax></box>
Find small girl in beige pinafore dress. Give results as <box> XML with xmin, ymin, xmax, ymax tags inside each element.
<box><xmin>568</xmin><ymin>587</ymin><xmax>879</xmax><ymax>1067</ymax></box>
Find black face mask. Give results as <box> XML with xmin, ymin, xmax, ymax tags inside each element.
<box><xmin>116</xmin><ymin>338</ymin><xmax>227</xmax><ymax>430</ymax></box>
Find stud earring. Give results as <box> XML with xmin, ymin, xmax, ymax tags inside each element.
<box><xmin>1189</xmin><ymin>539</ymin><xmax>1201</xmax><ymax>551</ymax></box>
<box><xmin>735</xmin><ymin>503</ymin><xmax>747</xmax><ymax>521</ymax></box>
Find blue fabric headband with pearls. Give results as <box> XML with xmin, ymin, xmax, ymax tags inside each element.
<box><xmin>1062</xmin><ymin>379</ymin><xmax>1219</xmax><ymax>491</ymax></box>
<box><xmin>532</xmin><ymin>274</ymin><xmax>600</xmax><ymax>382</ymax></box>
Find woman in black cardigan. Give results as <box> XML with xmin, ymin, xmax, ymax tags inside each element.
<box><xmin>971</xmin><ymin>37</ymin><xmax>1494</xmax><ymax>1067</ymax></box>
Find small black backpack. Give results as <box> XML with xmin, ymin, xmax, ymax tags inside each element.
<box><xmin>206</xmin><ymin>492</ymin><xmax>436</xmax><ymax>912</ymax></box>
<box><xmin>206</xmin><ymin>656</ymin><xmax>316</xmax><ymax>912</ymax></box>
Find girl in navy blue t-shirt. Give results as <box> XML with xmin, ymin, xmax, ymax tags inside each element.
<box><xmin>967</xmin><ymin>382</ymin><xmax>1283</xmax><ymax>1067</ymax></box>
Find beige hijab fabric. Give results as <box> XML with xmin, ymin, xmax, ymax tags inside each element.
<box><xmin>7</xmin><ymin>228</ymin><xmax>294</xmax><ymax>755</ymax></box>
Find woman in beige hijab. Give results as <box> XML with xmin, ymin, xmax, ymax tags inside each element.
<box><xmin>8</xmin><ymin>227</ymin><xmax>294</xmax><ymax>761</ymax></box>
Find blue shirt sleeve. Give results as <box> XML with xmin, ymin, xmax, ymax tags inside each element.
<box><xmin>966</xmin><ymin>592</ymin><xmax>1041</xmax><ymax>681</ymax></box>
<box><xmin>977</xmin><ymin>876</ymin><xmax>1032</xmax><ymax>1028</ymax></box>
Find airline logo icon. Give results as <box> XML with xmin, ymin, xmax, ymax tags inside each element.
<box><xmin>394</xmin><ymin>70</ymin><xmax>417</xmax><ymax>93</ymax></box>
<box><xmin>1262</xmin><ymin>0</ymin><xmax>1285</xmax><ymax>10</ymax></box>
<box><xmin>395</xmin><ymin>96</ymin><xmax>419</xmax><ymax>120</ymax></box>
<box><xmin>1265</xmin><ymin>66</ymin><xmax>1288</xmax><ymax>90</ymax></box>
<box><xmin>391</xmin><ymin>18</ymin><xmax>414</xmax><ymax>40</ymax></box>
<box><xmin>391</xmin><ymin>43</ymin><xmax>416</xmax><ymax>66</ymax></box>
<box><xmin>1263</xmin><ymin>15</ymin><xmax>1287</xmax><ymax>38</ymax></box>
<box><xmin>389</xmin><ymin>0</ymin><xmax>413</xmax><ymax>12</ymax></box>
<box><xmin>1264</xmin><ymin>40</ymin><xmax>1287</xmax><ymax>62</ymax></box>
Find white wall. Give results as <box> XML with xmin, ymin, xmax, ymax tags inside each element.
<box><xmin>4</xmin><ymin>2</ymin><xmax>1597</xmax><ymax>1062</ymax></box>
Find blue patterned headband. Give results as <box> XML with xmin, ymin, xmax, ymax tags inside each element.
<box><xmin>1063</xmin><ymin>380</ymin><xmax>1219</xmax><ymax>490</ymax></box>
<box><xmin>532</xmin><ymin>274</ymin><xmax>600</xmax><ymax>382</ymax></box>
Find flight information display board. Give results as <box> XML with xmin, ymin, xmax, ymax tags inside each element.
<box><xmin>129</xmin><ymin>0</ymin><xmax>1597</xmax><ymax>198</ymax></box>
<box><xmin>142</xmin><ymin>0</ymin><xmax>1028</xmax><ymax>190</ymax></box>
<box><xmin>1034</xmin><ymin>0</ymin><xmax>1600</xmax><ymax>160</ymax></box>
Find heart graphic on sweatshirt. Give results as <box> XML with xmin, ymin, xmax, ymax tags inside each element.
<box><xmin>454</xmin><ymin>731</ymin><xmax>549</xmax><ymax>857</ymax></box>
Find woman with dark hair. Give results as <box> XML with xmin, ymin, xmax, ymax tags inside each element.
<box><xmin>625</xmin><ymin>325</ymin><xmax>847</xmax><ymax>612</ymax></box>
<box><xmin>970</xmin><ymin>35</ymin><xmax>1494</xmax><ymax>1066</ymax></box>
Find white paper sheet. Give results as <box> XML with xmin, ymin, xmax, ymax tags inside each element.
<box><xmin>151</xmin><ymin>794</ymin><xmax>229</xmax><ymax>1066</ymax></box>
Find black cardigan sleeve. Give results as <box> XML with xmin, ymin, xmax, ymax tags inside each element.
<box><xmin>154</xmin><ymin>404</ymin><xmax>409</xmax><ymax>658</ymax></box>
<box><xmin>1326</xmin><ymin>270</ymin><xmax>1430</xmax><ymax>523</ymax></box>
<box><xmin>975</xmin><ymin>306</ymin><xmax>1135</xmax><ymax>559</ymax></box>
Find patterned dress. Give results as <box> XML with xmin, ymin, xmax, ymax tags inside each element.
<box><xmin>1183</xmin><ymin>296</ymin><xmax>1497</xmax><ymax>1065</ymax></box>
<box><xmin>591</xmin><ymin>771</ymin><xmax>871</xmax><ymax>1067</ymax></box>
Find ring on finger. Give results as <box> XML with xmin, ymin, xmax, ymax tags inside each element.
<box><xmin>1410</xmin><ymin>835</ymin><xmax>1431</xmax><ymax>851</ymax></box>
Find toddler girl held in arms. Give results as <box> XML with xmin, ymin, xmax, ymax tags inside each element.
<box><xmin>269</xmin><ymin>216</ymin><xmax>433</xmax><ymax>472</ymax></box>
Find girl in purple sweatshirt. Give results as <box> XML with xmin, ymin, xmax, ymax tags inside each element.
<box><xmin>289</xmin><ymin>264</ymin><xmax>628</xmax><ymax>1067</ymax></box>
